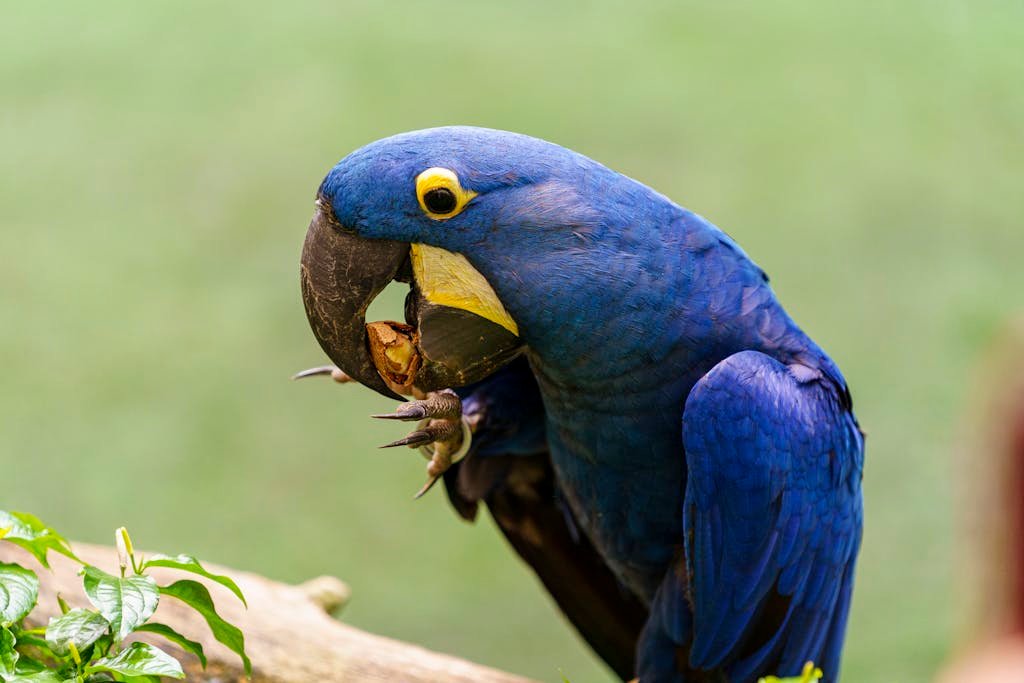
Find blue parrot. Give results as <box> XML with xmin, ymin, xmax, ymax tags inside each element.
<box><xmin>297</xmin><ymin>127</ymin><xmax>864</xmax><ymax>682</ymax></box>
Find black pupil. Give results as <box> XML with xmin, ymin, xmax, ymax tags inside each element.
<box><xmin>424</xmin><ymin>187</ymin><xmax>457</xmax><ymax>214</ymax></box>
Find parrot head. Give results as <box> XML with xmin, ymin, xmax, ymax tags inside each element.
<box><xmin>301</xmin><ymin>126</ymin><xmax>658</xmax><ymax>399</ymax></box>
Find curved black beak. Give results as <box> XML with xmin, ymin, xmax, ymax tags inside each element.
<box><xmin>299</xmin><ymin>201</ymin><xmax>408</xmax><ymax>400</ymax></box>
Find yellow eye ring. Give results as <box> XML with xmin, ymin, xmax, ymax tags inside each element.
<box><xmin>415</xmin><ymin>167</ymin><xmax>477</xmax><ymax>220</ymax></box>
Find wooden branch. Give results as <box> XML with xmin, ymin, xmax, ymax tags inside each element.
<box><xmin>0</xmin><ymin>542</ymin><xmax>537</xmax><ymax>683</ymax></box>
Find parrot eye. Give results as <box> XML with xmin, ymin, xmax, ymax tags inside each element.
<box><xmin>415</xmin><ymin>167</ymin><xmax>477</xmax><ymax>220</ymax></box>
<box><xmin>424</xmin><ymin>188</ymin><xmax>457</xmax><ymax>214</ymax></box>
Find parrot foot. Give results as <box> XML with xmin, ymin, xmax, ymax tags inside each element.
<box><xmin>379</xmin><ymin>418</ymin><xmax>460</xmax><ymax>449</ymax></box>
<box><xmin>376</xmin><ymin>389</ymin><xmax>471</xmax><ymax>498</ymax></box>
<box><xmin>293</xmin><ymin>366</ymin><xmax>470</xmax><ymax>497</ymax></box>
<box><xmin>291</xmin><ymin>365</ymin><xmax>353</xmax><ymax>383</ymax></box>
<box><xmin>371</xmin><ymin>389</ymin><xmax>462</xmax><ymax>422</ymax></box>
<box><xmin>411</xmin><ymin>415</ymin><xmax>473</xmax><ymax>499</ymax></box>
<box><xmin>293</xmin><ymin>363</ymin><xmax>414</xmax><ymax>396</ymax></box>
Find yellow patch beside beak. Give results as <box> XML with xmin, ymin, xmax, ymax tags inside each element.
<box><xmin>410</xmin><ymin>243</ymin><xmax>519</xmax><ymax>336</ymax></box>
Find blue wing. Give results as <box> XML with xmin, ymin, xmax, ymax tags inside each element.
<box><xmin>641</xmin><ymin>350</ymin><xmax>863</xmax><ymax>682</ymax></box>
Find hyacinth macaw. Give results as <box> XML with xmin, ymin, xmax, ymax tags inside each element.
<box><xmin>296</xmin><ymin>127</ymin><xmax>864</xmax><ymax>682</ymax></box>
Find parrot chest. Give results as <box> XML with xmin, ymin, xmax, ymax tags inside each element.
<box><xmin>523</xmin><ymin>307</ymin><xmax>754</xmax><ymax>601</ymax></box>
<box><xmin>534</xmin><ymin>362</ymin><xmax>702</xmax><ymax>603</ymax></box>
<box><xmin>549</xmin><ymin>431</ymin><xmax>685</xmax><ymax>603</ymax></box>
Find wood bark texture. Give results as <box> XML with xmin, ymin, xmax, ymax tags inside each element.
<box><xmin>0</xmin><ymin>542</ymin><xmax>537</xmax><ymax>683</ymax></box>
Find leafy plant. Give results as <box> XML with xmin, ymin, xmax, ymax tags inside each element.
<box><xmin>0</xmin><ymin>512</ymin><xmax>249</xmax><ymax>682</ymax></box>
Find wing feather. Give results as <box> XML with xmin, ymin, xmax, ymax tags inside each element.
<box><xmin>679</xmin><ymin>350</ymin><xmax>863</xmax><ymax>680</ymax></box>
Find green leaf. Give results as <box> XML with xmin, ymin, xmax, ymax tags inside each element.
<box><xmin>141</xmin><ymin>555</ymin><xmax>246</xmax><ymax>607</ymax></box>
<box><xmin>1</xmin><ymin>626</ymin><xmax>19</xmax><ymax>678</ymax></box>
<box><xmin>134</xmin><ymin>623</ymin><xmax>206</xmax><ymax>668</ymax></box>
<box><xmin>0</xmin><ymin>562</ymin><xmax>40</xmax><ymax>626</ymax></box>
<box><xmin>3</xmin><ymin>671</ymin><xmax>63</xmax><ymax>683</ymax></box>
<box><xmin>13</xmin><ymin>655</ymin><xmax>47</xmax><ymax>674</ymax></box>
<box><xmin>85</xmin><ymin>642</ymin><xmax>183</xmax><ymax>679</ymax></box>
<box><xmin>10</xmin><ymin>633</ymin><xmax>50</xmax><ymax>652</ymax></box>
<box><xmin>45</xmin><ymin>609</ymin><xmax>110</xmax><ymax>656</ymax></box>
<box><xmin>159</xmin><ymin>581</ymin><xmax>250</xmax><ymax>675</ymax></box>
<box><xmin>0</xmin><ymin>511</ymin><xmax>77</xmax><ymax>568</ymax></box>
<box><xmin>81</xmin><ymin>567</ymin><xmax>158</xmax><ymax>641</ymax></box>
<box><xmin>5</xmin><ymin>656</ymin><xmax>62</xmax><ymax>683</ymax></box>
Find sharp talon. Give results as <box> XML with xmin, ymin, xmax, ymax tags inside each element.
<box><xmin>371</xmin><ymin>404</ymin><xmax>427</xmax><ymax>421</ymax></box>
<box><xmin>413</xmin><ymin>473</ymin><xmax>442</xmax><ymax>499</ymax></box>
<box><xmin>371</xmin><ymin>391</ymin><xmax>461</xmax><ymax>422</ymax></box>
<box><xmin>379</xmin><ymin>419</ymin><xmax>460</xmax><ymax>450</ymax></box>
<box><xmin>292</xmin><ymin>366</ymin><xmax>334</xmax><ymax>380</ymax></box>
<box><xmin>380</xmin><ymin>430</ymin><xmax>434</xmax><ymax>449</ymax></box>
<box><xmin>292</xmin><ymin>366</ymin><xmax>352</xmax><ymax>383</ymax></box>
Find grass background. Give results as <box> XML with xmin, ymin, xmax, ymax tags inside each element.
<box><xmin>2</xmin><ymin>2</ymin><xmax>1021</xmax><ymax>680</ymax></box>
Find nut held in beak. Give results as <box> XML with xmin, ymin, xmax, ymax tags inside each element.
<box><xmin>366</xmin><ymin>321</ymin><xmax>421</xmax><ymax>390</ymax></box>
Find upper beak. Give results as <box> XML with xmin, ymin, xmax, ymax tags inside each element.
<box><xmin>300</xmin><ymin>202</ymin><xmax>408</xmax><ymax>400</ymax></box>
<box><xmin>300</xmin><ymin>199</ymin><xmax>524</xmax><ymax>400</ymax></box>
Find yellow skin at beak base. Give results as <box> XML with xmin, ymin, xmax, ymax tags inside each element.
<box><xmin>410</xmin><ymin>243</ymin><xmax>519</xmax><ymax>336</ymax></box>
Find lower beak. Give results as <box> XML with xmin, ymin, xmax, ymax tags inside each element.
<box><xmin>300</xmin><ymin>203</ymin><xmax>524</xmax><ymax>400</ymax></box>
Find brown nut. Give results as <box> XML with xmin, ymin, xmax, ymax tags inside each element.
<box><xmin>366</xmin><ymin>321</ymin><xmax>422</xmax><ymax>389</ymax></box>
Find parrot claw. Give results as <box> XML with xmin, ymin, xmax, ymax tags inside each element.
<box><xmin>413</xmin><ymin>473</ymin><xmax>442</xmax><ymax>499</ymax></box>
<box><xmin>410</xmin><ymin>412</ymin><xmax>473</xmax><ymax>499</ymax></box>
<box><xmin>371</xmin><ymin>389</ymin><xmax>462</xmax><ymax>422</ymax></box>
<box><xmin>380</xmin><ymin>430</ymin><xmax>435</xmax><ymax>449</ymax></box>
<box><xmin>292</xmin><ymin>365</ymin><xmax>353</xmax><ymax>383</ymax></box>
<box><xmin>379</xmin><ymin>417</ymin><xmax>460</xmax><ymax>449</ymax></box>
<box><xmin>295</xmin><ymin>368</ymin><xmax>472</xmax><ymax>497</ymax></box>
<box><xmin>374</xmin><ymin>389</ymin><xmax>474</xmax><ymax>498</ymax></box>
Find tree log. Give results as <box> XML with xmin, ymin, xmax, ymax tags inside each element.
<box><xmin>0</xmin><ymin>542</ymin><xmax>537</xmax><ymax>683</ymax></box>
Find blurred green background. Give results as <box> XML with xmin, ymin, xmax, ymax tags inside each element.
<box><xmin>2</xmin><ymin>1</ymin><xmax>1021</xmax><ymax>680</ymax></box>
